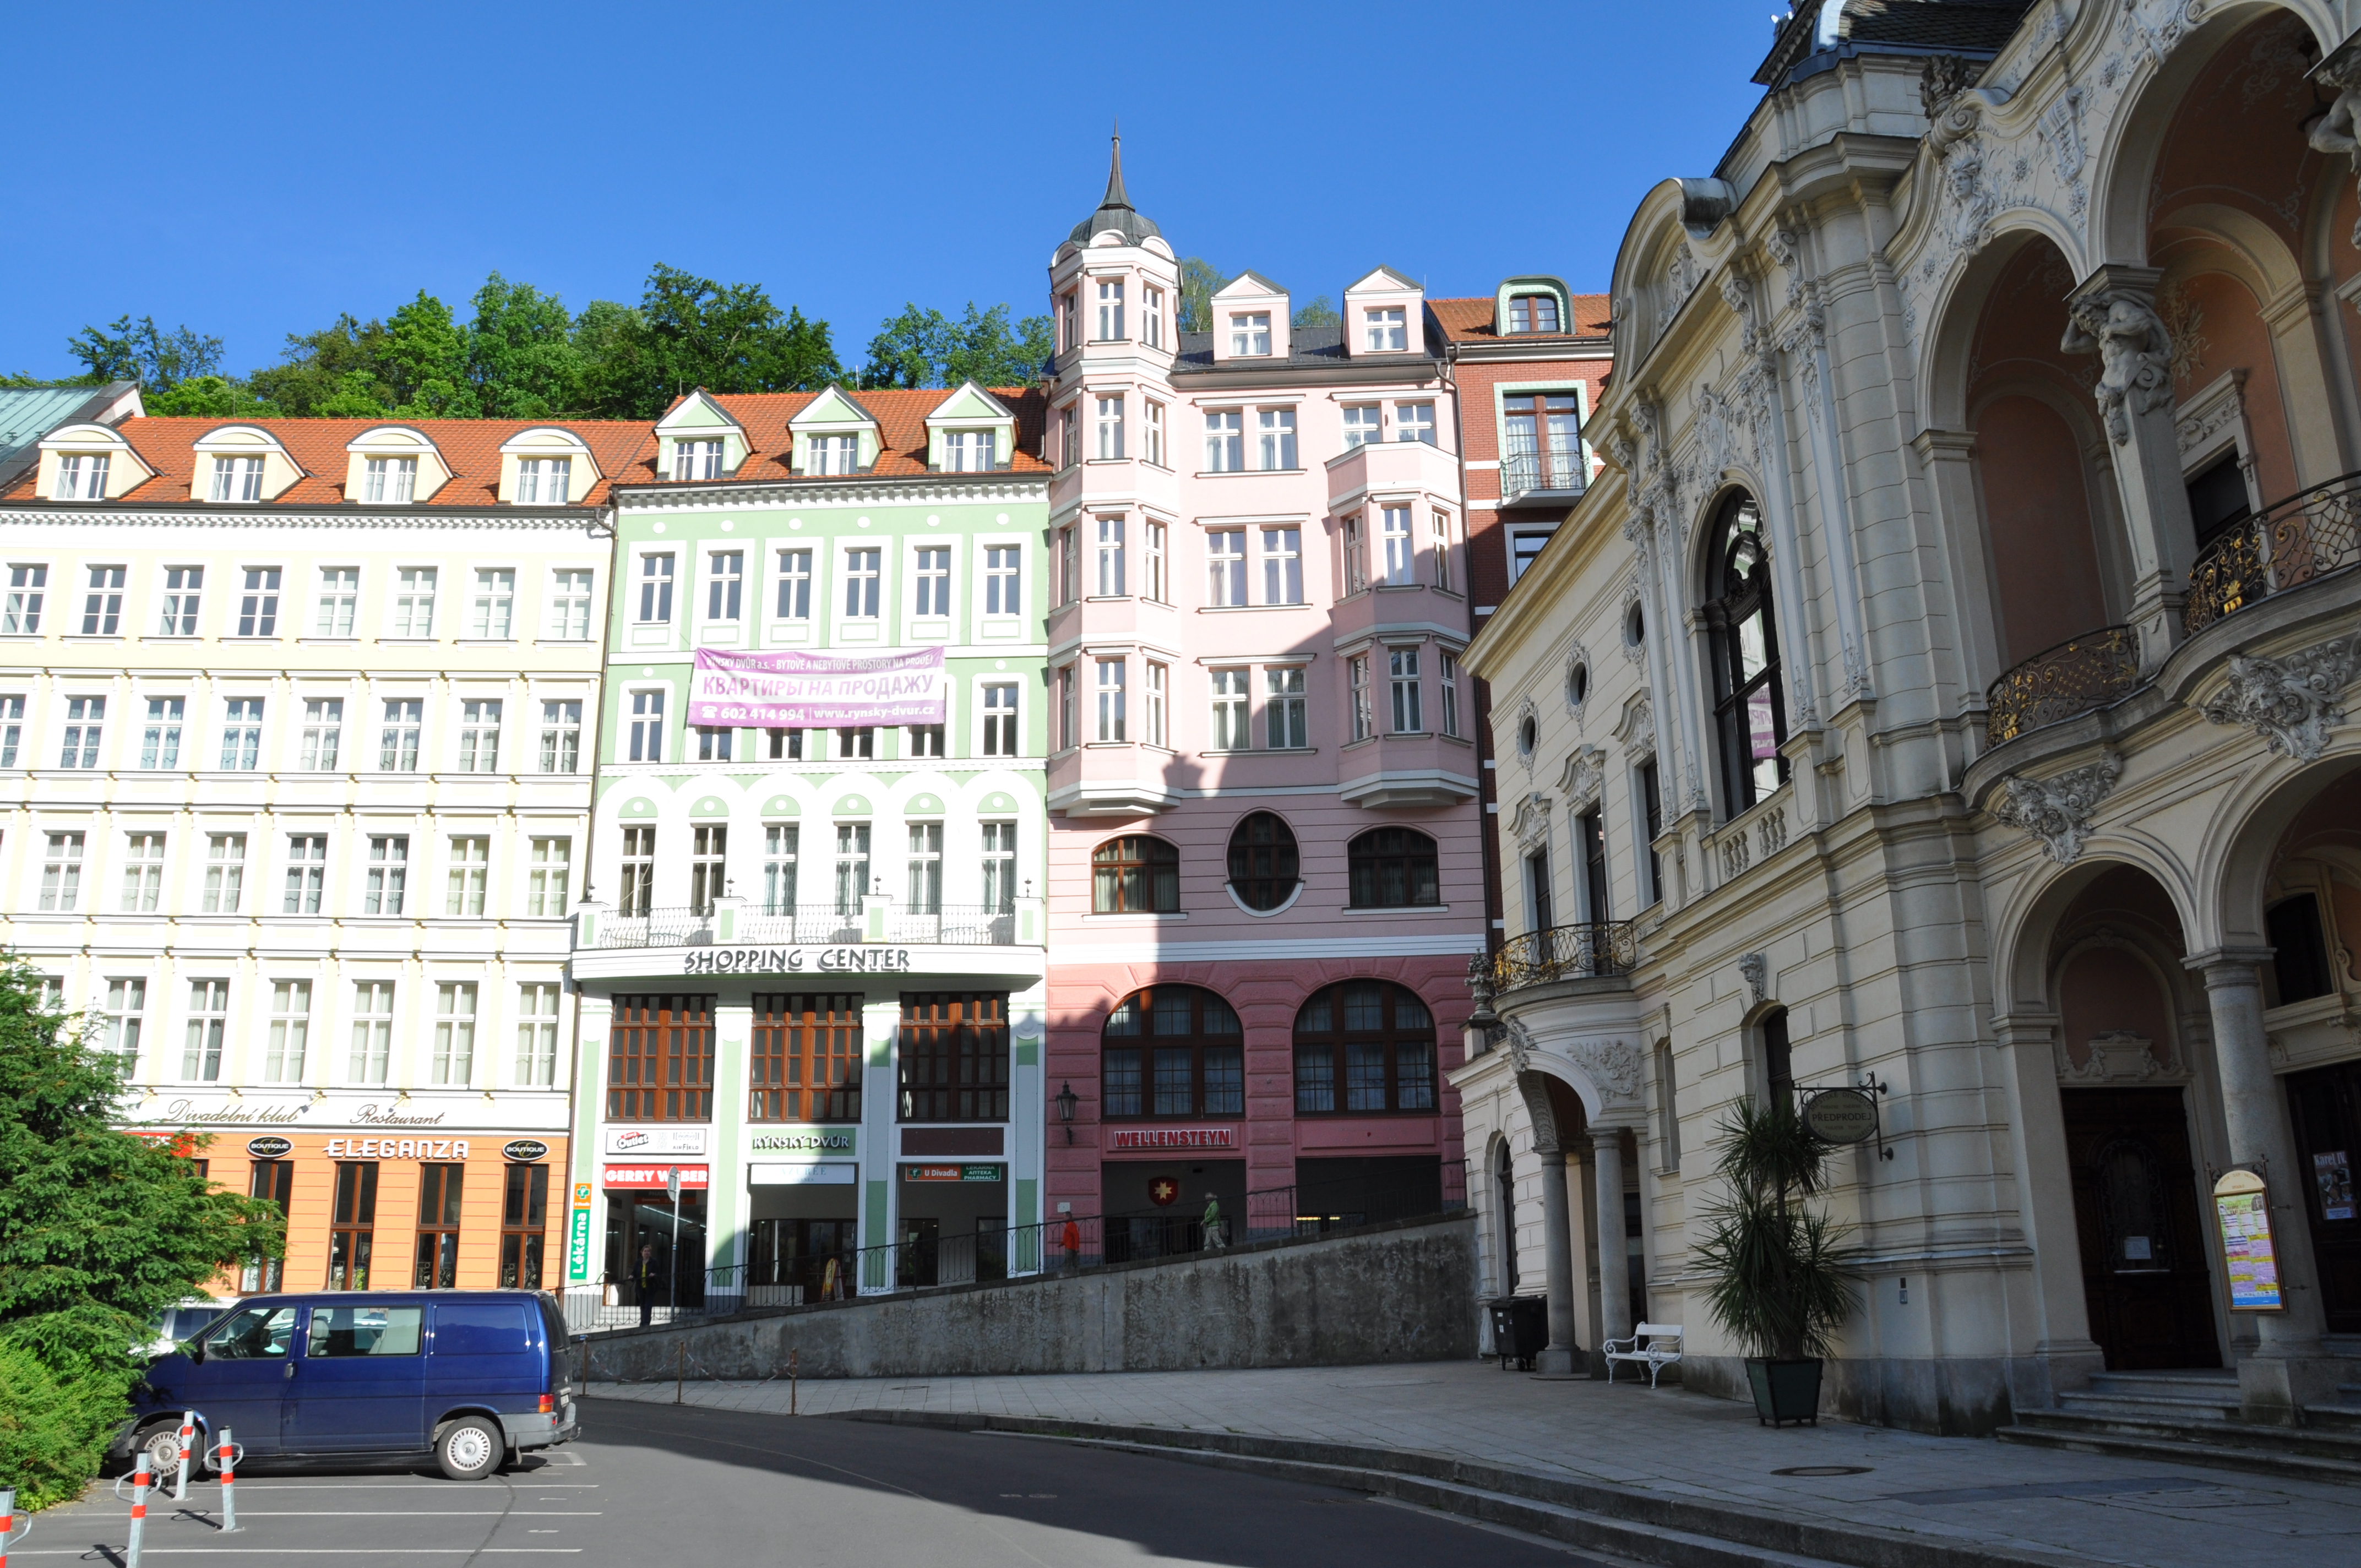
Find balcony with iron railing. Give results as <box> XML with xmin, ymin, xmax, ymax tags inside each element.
<box><xmin>1498</xmin><ymin>447</ymin><xmax>1586</xmax><ymax>505</ymax></box>
<box><xmin>1479</xmin><ymin>921</ymin><xmax>1639</xmax><ymax>995</ymax></box>
<box><xmin>1983</xmin><ymin>470</ymin><xmax>2361</xmax><ymax>748</ymax></box>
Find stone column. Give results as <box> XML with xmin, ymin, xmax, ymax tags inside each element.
<box><xmin>1991</xmin><ymin>1011</ymin><xmax>2106</xmax><ymax>1405</ymax></box>
<box><xmin>1593</xmin><ymin>1126</ymin><xmax>1635</xmax><ymax>1354</ymax></box>
<box><xmin>2064</xmin><ymin>266</ymin><xmax>2197</xmax><ymax>668</ymax></box>
<box><xmin>1517</xmin><ymin>1071</ymin><xmax>1582</xmax><ymax>1378</ymax></box>
<box><xmin>2191</xmin><ymin>950</ymin><xmax>2339</xmax><ymax>1422</ymax></box>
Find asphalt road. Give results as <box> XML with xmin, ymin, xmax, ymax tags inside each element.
<box><xmin>17</xmin><ymin>1396</ymin><xmax>1603</xmax><ymax>1565</ymax></box>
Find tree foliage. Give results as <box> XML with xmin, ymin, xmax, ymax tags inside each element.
<box><xmin>1690</xmin><ymin>1096</ymin><xmax>1860</xmax><ymax>1361</ymax></box>
<box><xmin>0</xmin><ymin>956</ymin><xmax>282</xmax><ymax>1507</ymax></box>
<box><xmin>67</xmin><ymin>316</ymin><xmax>223</xmax><ymax>389</ymax></box>
<box><xmin>858</xmin><ymin>301</ymin><xmax>1052</xmax><ymax>390</ymax></box>
<box><xmin>1291</xmin><ymin>295</ymin><xmax>1340</xmax><ymax>329</ymax></box>
<box><xmin>1177</xmin><ymin>258</ymin><xmax>1230</xmax><ymax>335</ymax></box>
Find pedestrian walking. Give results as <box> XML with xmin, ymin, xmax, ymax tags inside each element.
<box><xmin>1202</xmin><ymin>1193</ymin><xmax>1226</xmax><ymax>1250</ymax></box>
<box><xmin>637</xmin><ymin>1241</ymin><xmax>657</xmax><ymax>1327</ymax></box>
<box><xmin>1062</xmin><ymin>1215</ymin><xmax>1082</xmax><ymax>1270</ymax></box>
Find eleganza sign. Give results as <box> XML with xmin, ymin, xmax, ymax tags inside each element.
<box><xmin>689</xmin><ymin>645</ymin><xmax>947</xmax><ymax>728</ymax></box>
<box><xmin>1106</xmin><ymin>1128</ymin><xmax>1236</xmax><ymax>1151</ymax></box>
<box><xmin>682</xmin><ymin>946</ymin><xmax>912</xmax><ymax>975</ymax></box>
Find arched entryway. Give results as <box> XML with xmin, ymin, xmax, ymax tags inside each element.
<box><xmin>2044</xmin><ymin>865</ymin><xmax>2224</xmax><ymax>1369</ymax></box>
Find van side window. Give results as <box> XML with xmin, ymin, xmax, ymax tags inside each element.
<box><xmin>434</xmin><ymin>1302</ymin><xmax>532</xmax><ymax>1355</ymax></box>
<box><xmin>308</xmin><ymin>1304</ymin><xmax>424</xmax><ymax>1357</ymax></box>
<box><xmin>205</xmin><ymin>1305</ymin><xmax>295</xmax><ymax>1359</ymax></box>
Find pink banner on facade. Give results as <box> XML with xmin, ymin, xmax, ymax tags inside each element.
<box><xmin>689</xmin><ymin>646</ymin><xmax>948</xmax><ymax>728</ymax></box>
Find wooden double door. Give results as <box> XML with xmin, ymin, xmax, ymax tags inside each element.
<box><xmin>2286</xmin><ymin>1059</ymin><xmax>2361</xmax><ymax>1335</ymax></box>
<box><xmin>2061</xmin><ymin>1087</ymin><xmax>2222</xmax><ymax>1369</ymax></box>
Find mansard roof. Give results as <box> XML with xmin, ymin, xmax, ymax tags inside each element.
<box><xmin>616</xmin><ymin>386</ymin><xmax>1051</xmax><ymax>488</ymax></box>
<box><xmin>1754</xmin><ymin>0</ymin><xmax>2036</xmax><ymax>87</ymax></box>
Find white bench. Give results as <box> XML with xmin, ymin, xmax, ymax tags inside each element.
<box><xmin>1602</xmin><ymin>1322</ymin><xmax>1683</xmax><ymax>1387</ymax></box>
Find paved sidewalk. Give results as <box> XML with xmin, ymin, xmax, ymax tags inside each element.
<box><xmin>590</xmin><ymin>1360</ymin><xmax>2361</xmax><ymax>1567</ymax></box>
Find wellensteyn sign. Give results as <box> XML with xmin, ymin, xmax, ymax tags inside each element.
<box><xmin>682</xmin><ymin>946</ymin><xmax>912</xmax><ymax>975</ymax></box>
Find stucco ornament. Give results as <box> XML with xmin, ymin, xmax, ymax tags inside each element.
<box><xmin>1564</xmin><ymin>639</ymin><xmax>1592</xmax><ymax>721</ymax></box>
<box><xmin>1738</xmin><ymin>951</ymin><xmax>1768</xmax><ymax>1006</ymax></box>
<box><xmin>1568</xmin><ymin>1039</ymin><xmax>1644</xmax><ymax>1107</ymax></box>
<box><xmin>1718</xmin><ymin>270</ymin><xmax>1753</xmax><ymax>318</ymax></box>
<box><xmin>1614</xmin><ymin>690</ymin><xmax>1654</xmax><ymax>755</ymax></box>
<box><xmin>1992</xmin><ymin>752</ymin><xmax>2125</xmax><ymax>864</ymax></box>
<box><xmin>1695</xmin><ymin>383</ymin><xmax>1734</xmax><ymax>477</ymax></box>
<box><xmin>1509</xmin><ymin>791</ymin><xmax>1554</xmax><ymax>851</ymax></box>
<box><xmin>1766</xmin><ymin>226</ymin><xmax>1803</xmax><ymax>309</ymax></box>
<box><xmin>2061</xmin><ymin>1029</ymin><xmax>2183</xmax><ymax>1084</ymax></box>
<box><xmin>2061</xmin><ymin>291</ymin><xmax>2174</xmax><ymax>444</ymax></box>
<box><xmin>1666</xmin><ymin>242</ymin><xmax>1705</xmax><ymax>306</ymax></box>
<box><xmin>2310</xmin><ymin>47</ymin><xmax>2361</xmax><ymax>247</ymax></box>
<box><xmin>1506</xmin><ymin>1017</ymin><xmax>1537</xmax><ymax>1079</ymax></box>
<box><xmin>2194</xmin><ymin>634</ymin><xmax>2361</xmax><ymax>761</ymax></box>
<box><xmin>1922</xmin><ymin>56</ymin><xmax>2000</xmax><ymax>254</ymax></box>
<box><xmin>1558</xmin><ymin>745</ymin><xmax>1606</xmax><ymax>810</ymax></box>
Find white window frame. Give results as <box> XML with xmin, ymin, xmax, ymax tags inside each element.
<box><xmin>470</xmin><ymin>568</ymin><xmax>516</xmax><ymax>639</ymax></box>
<box><xmin>315</xmin><ymin>567</ymin><xmax>360</xmax><ymax>637</ymax></box>
<box><xmin>1207</xmin><ymin>529</ymin><xmax>1246</xmax><ymax>607</ymax></box>
<box><xmin>775</xmin><ymin>549</ymin><xmax>814</xmax><ymax>620</ymax></box>
<box><xmin>1210</xmin><ymin>667</ymin><xmax>1250</xmax><ymax>751</ymax></box>
<box><xmin>547</xmin><ymin>568</ymin><xmax>594</xmax><ymax>639</ymax></box>
<box><xmin>1364</xmin><ymin>306</ymin><xmax>1407</xmax><ymax>352</ymax></box>
<box><xmin>1230</xmin><ymin>312</ymin><xmax>1271</xmax><ymax>356</ymax></box>
<box><xmin>389</xmin><ymin>567</ymin><xmax>437</xmax><ymax>638</ymax></box>
<box><xmin>1096</xmin><ymin>277</ymin><xmax>1125</xmax><ymax>341</ymax></box>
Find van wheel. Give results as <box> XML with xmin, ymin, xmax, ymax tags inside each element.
<box><xmin>138</xmin><ymin>1422</ymin><xmax>187</xmax><ymax>1479</ymax></box>
<box><xmin>436</xmin><ymin>1418</ymin><xmax>504</xmax><ymax>1482</ymax></box>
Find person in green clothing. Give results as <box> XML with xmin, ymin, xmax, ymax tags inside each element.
<box><xmin>1201</xmin><ymin>1193</ymin><xmax>1226</xmax><ymax>1250</ymax></box>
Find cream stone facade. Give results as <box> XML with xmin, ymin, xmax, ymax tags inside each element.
<box><xmin>1457</xmin><ymin>0</ymin><xmax>2361</xmax><ymax>1435</ymax></box>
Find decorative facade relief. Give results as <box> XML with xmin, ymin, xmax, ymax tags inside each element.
<box><xmin>1568</xmin><ymin>1038</ymin><xmax>1645</xmax><ymax>1108</ymax></box>
<box><xmin>1756</xmin><ymin>803</ymin><xmax>1789</xmax><ymax>859</ymax></box>
<box><xmin>2059</xmin><ymin>1029</ymin><xmax>2187</xmax><ymax>1084</ymax></box>
<box><xmin>1695</xmin><ymin>382</ymin><xmax>1735</xmax><ymax>477</ymax></box>
<box><xmin>1509</xmin><ymin>791</ymin><xmax>1555</xmax><ymax>851</ymax></box>
<box><xmin>1719</xmin><ymin>831</ymin><xmax>1751</xmax><ymax>880</ymax></box>
<box><xmin>1667</xmin><ymin>242</ymin><xmax>1705</xmax><ymax>306</ymax></box>
<box><xmin>1615</xmin><ymin>690</ymin><xmax>1655</xmax><ymax>755</ymax></box>
<box><xmin>1558</xmin><ymin>745</ymin><xmax>1607</xmax><ymax>810</ymax></box>
<box><xmin>2194</xmin><ymin>634</ymin><xmax>2361</xmax><ymax>762</ymax></box>
<box><xmin>1991</xmin><ymin>752</ymin><xmax>2125</xmax><ymax>863</ymax></box>
<box><xmin>1738</xmin><ymin>951</ymin><xmax>1768</xmax><ymax>1006</ymax></box>
<box><xmin>2315</xmin><ymin>45</ymin><xmax>2361</xmax><ymax>248</ymax></box>
<box><xmin>1564</xmin><ymin>639</ymin><xmax>1592</xmax><ymax>721</ymax></box>
<box><xmin>2061</xmin><ymin>290</ymin><xmax>2175</xmax><ymax>444</ymax></box>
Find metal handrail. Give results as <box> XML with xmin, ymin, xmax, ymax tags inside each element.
<box><xmin>2185</xmin><ymin>468</ymin><xmax>2361</xmax><ymax>634</ymax></box>
<box><xmin>1983</xmin><ymin>624</ymin><xmax>2141</xmax><ymax>745</ymax></box>
<box><xmin>1486</xmin><ymin>921</ymin><xmax>1639</xmax><ymax>992</ymax></box>
<box><xmin>1500</xmin><ymin>448</ymin><xmax>1585</xmax><ymax>503</ymax></box>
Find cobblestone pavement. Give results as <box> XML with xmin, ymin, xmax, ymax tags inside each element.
<box><xmin>591</xmin><ymin>1360</ymin><xmax>2361</xmax><ymax>1567</ymax></box>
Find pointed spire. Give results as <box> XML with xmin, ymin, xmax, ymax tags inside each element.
<box><xmin>1102</xmin><ymin>121</ymin><xmax>1133</xmax><ymax>211</ymax></box>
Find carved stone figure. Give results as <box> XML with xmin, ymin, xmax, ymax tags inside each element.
<box><xmin>1695</xmin><ymin>383</ymin><xmax>1734</xmax><ymax>477</ymax></box>
<box><xmin>1992</xmin><ymin>752</ymin><xmax>2125</xmax><ymax>863</ymax></box>
<box><xmin>2310</xmin><ymin>49</ymin><xmax>2361</xmax><ymax>247</ymax></box>
<box><xmin>2195</xmin><ymin>635</ymin><xmax>2361</xmax><ymax>761</ymax></box>
<box><xmin>1667</xmin><ymin>242</ymin><xmax>1704</xmax><ymax>304</ymax></box>
<box><xmin>2062</xmin><ymin>290</ymin><xmax>2174</xmax><ymax>444</ymax></box>
<box><xmin>1738</xmin><ymin>951</ymin><xmax>1768</xmax><ymax>1006</ymax></box>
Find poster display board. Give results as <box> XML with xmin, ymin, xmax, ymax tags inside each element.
<box><xmin>689</xmin><ymin>646</ymin><xmax>948</xmax><ymax>728</ymax></box>
<box><xmin>2213</xmin><ymin>1168</ymin><xmax>2284</xmax><ymax>1311</ymax></box>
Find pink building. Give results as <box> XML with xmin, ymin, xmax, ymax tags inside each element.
<box><xmin>1041</xmin><ymin>144</ymin><xmax>1484</xmax><ymax>1250</ymax></box>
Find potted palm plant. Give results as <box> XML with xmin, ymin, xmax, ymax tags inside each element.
<box><xmin>1694</xmin><ymin>1097</ymin><xmax>1859</xmax><ymax>1427</ymax></box>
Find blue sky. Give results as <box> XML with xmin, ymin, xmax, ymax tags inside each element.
<box><xmin>1</xmin><ymin>1</ymin><xmax>1781</xmax><ymax>380</ymax></box>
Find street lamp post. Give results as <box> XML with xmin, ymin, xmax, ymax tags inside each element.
<box><xmin>665</xmin><ymin>1166</ymin><xmax>682</xmax><ymax>1323</ymax></box>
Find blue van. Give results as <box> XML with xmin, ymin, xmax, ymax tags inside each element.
<box><xmin>123</xmin><ymin>1290</ymin><xmax>580</xmax><ymax>1480</ymax></box>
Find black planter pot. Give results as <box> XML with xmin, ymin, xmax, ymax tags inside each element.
<box><xmin>1745</xmin><ymin>1357</ymin><xmax>1823</xmax><ymax>1426</ymax></box>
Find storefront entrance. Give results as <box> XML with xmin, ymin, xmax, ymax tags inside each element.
<box><xmin>748</xmin><ymin>1177</ymin><xmax>859</xmax><ymax>1304</ymax></box>
<box><xmin>602</xmin><ymin>1192</ymin><xmax>708</xmax><ymax>1310</ymax></box>
<box><xmin>896</xmin><ymin>1163</ymin><xmax>1007</xmax><ymax>1286</ymax></box>
<box><xmin>1100</xmin><ymin>1159</ymin><xmax>1247</xmax><ymax>1257</ymax></box>
<box><xmin>2286</xmin><ymin>1058</ymin><xmax>2361</xmax><ymax>1335</ymax></box>
<box><xmin>2061</xmin><ymin>1087</ymin><xmax>2220</xmax><ymax>1369</ymax></box>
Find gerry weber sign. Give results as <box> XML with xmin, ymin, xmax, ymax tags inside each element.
<box><xmin>681</xmin><ymin>946</ymin><xmax>913</xmax><ymax>976</ymax></box>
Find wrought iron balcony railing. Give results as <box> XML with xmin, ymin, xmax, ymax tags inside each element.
<box><xmin>1984</xmin><ymin>625</ymin><xmax>2141</xmax><ymax>745</ymax></box>
<box><xmin>1485</xmin><ymin>921</ymin><xmax>1638</xmax><ymax>993</ymax></box>
<box><xmin>2185</xmin><ymin>469</ymin><xmax>2361</xmax><ymax>634</ymax></box>
<box><xmin>1500</xmin><ymin>448</ymin><xmax>1586</xmax><ymax>504</ymax></box>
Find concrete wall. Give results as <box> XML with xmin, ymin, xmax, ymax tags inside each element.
<box><xmin>583</xmin><ymin>1213</ymin><xmax>1474</xmax><ymax>1381</ymax></box>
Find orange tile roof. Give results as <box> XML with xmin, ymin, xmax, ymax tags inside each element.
<box><xmin>1428</xmin><ymin>295</ymin><xmax>1612</xmax><ymax>344</ymax></box>
<box><xmin>0</xmin><ymin>416</ymin><xmax>653</xmax><ymax>508</ymax></box>
<box><xmin>610</xmin><ymin>386</ymin><xmax>1052</xmax><ymax>488</ymax></box>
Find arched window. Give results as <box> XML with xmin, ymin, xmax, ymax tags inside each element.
<box><xmin>1346</xmin><ymin>828</ymin><xmax>1439</xmax><ymax>908</ymax></box>
<box><xmin>1226</xmin><ymin>812</ymin><xmax>1299</xmax><ymax>910</ymax></box>
<box><xmin>1704</xmin><ymin>492</ymin><xmax>1787</xmax><ymax>813</ymax></box>
<box><xmin>1293</xmin><ymin>981</ymin><xmax>1436</xmax><ymax>1115</ymax></box>
<box><xmin>1493</xmin><ymin>1140</ymin><xmax>1519</xmax><ymax>1293</ymax></box>
<box><xmin>1092</xmin><ymin>835</ymin><xmax>1178</xmax><ymax>913</ymax></box>
<box><xmin>1100</xmin><ymin>986</ymin><xmax>1243</xmax><ymax>1119</ymax></box>
<box><xmin>1759</xmin><ymin>1006</ymin><xmax>1792</xmax><ymax>1109</ymax></box>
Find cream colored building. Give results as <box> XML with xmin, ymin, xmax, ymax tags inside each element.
<box><xmin>0</xmin><ymin>414</ymin><xmax>639</xmax><ymax>1294</ymax></box>
<box><xmin>1457</xmin><ymin>0</ymin><xmax>2361</xmax><ymax>1438</ymax></box>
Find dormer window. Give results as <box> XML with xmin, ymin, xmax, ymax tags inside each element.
<box><xmin>1229</xmin><ymin>313</ymin><xmax>1271</xmax><ymax>356</ymax></box>
<box><xmin>809</xmin><ymin>435</ymin><xmax>857</xmax><ymax>476</ymax></box>
<box><xmin>676</xmin><ymin>439</ymin><xmax>723</xmax><ymax>481</ymax></box>
<box><xmin>1364</xmin><ymin>307</ymin><xmax>1407</xmax><ymax>352</ymax></box>
<box><xmin>517</xmin><ymin>457</ymin><xmax>571</xmax><ymax>504</ymax></box>
<box><xmin>944</xmin><ymin>430</ymin><xmax>995</xmax><ymax>472</ymax></box>
<box><xmin>1097</xmin><ymin>279</ymin><xmax>1125</xmax><ymax>340</ymax></box>
<box><xmin>213</xmin><ymin>456</ymin><xmax>266</xmax><ymax>503</ymax></box>
<box><xmin>1509</xmin><ymin>295</ymin><xmax>1560</xmax><ymax>334</ymax></box>
<box><xmin>361</xmin><ymin>457</ymin><xmax>415</xmax><ymax>504</ymax></box>
<box><xmin>53</xmin><ymin>454</ymin><xmax>108</xmax><ymax>500</ymax></box>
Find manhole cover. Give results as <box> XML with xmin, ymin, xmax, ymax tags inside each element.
<box><xmin>1774</xmin><ymin>1466</ymin><xmax>1873</xmax><ymax>1477</ymax></box>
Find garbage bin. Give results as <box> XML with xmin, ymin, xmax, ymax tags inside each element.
<box><xmin>1486</xmin><ymin>1294</ymin><xmax>1548</xmax><ymax>1371</ymax></box>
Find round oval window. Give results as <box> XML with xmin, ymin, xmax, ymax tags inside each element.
<box><xmin>1625</xmin><ymin>602</ymin><xmax>1647</xmax><ymax>647</ymax></box>
<box><xmin>1518</xmin><ymin>715</ymin><xmax>1538</xmax><ymax>755</ymax></box>
<box><xmin>1567</xmin><ymin>662</ymin><xmax>1588</xmax><ymax>707</ymax></box>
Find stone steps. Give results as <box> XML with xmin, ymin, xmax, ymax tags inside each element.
<box><xmin>1996</xmin><ymin>1404</ymin><xmax>2361</xmax><ymax>1484</ymax></box>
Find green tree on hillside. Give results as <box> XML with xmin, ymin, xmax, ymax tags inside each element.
<box><xmin>0</xmin><ymin>957</ymin><xmax>282</xmax><ymax>1507</ymax></box>
<box><xmin>1291</xmin><ymin>295</ymin><xmax>1340</xmax><ymax>329</ymax></box>
<box><xmin>572</xmin><ymin>263</ymin><xmax>842</xmax><ymax>417</ymax></box>
<box><xmin>467</xmin><ymin>274</ymin><xmax>583</xmax><ymax>419</ymax></box>
<box><xmin>66</xmin><ymin>315</ymin><xmax>223</xmax><ymax>391</ymax></box>
<box><xmin>1177</xmin><ymin>257</ymin><xmax>1230</xmax><ymax>334</ymax></box>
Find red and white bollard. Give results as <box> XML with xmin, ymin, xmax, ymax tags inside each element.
<box><xmin>126</xmin><ymin>1455</ymin><xmax>150</xmax><ymax>1567</ymax></box>
<box><xmin>215</xmin><ymin>1429</ymin><xmax>240</xmax><ymax>1534</ymax></box>
<box><xmin>1</xmin><ymin>1484</ymin><xmax>20</xmax><ymax>1568</ymax></box>
<box><xmin>174</xmin><ymin>1412</ymin><xmax>194</xmax><ymax>1501</ymax></box>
